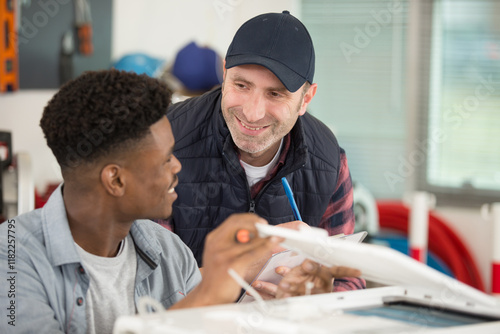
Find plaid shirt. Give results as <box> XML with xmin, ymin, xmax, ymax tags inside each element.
<box><xmin>247</xmin><ymin>134</ymin><xmax>355</xmax><ymax>237</ymax></box>
<box><xmin>248</xmin><ymin>134</ymin><xmax>363</xmax><ymax>291</ymax></box>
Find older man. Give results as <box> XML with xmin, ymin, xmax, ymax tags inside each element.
<box><xmin>163</xmin><ymin>11</ymin><xmax>365</xmax><ymax>294</ymax></box>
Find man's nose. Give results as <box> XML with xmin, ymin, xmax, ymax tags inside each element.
<box><xmin>243</xmin><ymin>93</ymin><xmax>266</xmax><ymax>123</ymax></box>
<box><xmin>172</xmin><ymin>155</ymin><xmax>182</xmax><ymax>174</ymax></box>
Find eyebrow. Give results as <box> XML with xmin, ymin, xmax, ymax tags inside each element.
<box><xmin>231</xmin><ymin>74</ymin><xmax>288</xmax><ymax>93</ymax></box>
<box><xmin>269</xmin><ymin>86</ymin><xmax>289</xmax><ymax>93</ymax></box>
<box><xmin>231</xmin><ymin>75</ymin><xmax>255</xmax><ymax>88</ymax></box>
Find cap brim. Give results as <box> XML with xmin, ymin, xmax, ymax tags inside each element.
<box><xmin>225</xmin><ymin>54</ymin><xmax>306</xmax><ymax>93</ymax></box>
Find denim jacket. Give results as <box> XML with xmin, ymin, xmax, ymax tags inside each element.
<box><xmin>0</xmin><ymin>185</ymin><xmax>201</xmax><ymax>333</ymax></box>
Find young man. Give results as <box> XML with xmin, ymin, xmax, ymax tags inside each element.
<box><xmin>0</xmin><ymin>70</ymin><xmax>360</xmax><ymax>333</ymax></box>
<box><xmin>164</xmin><ymin>11</ymin><xmax>365</xmax><ymax>293</ymax></box>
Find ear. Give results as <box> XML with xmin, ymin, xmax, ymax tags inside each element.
<box><xmin>298</xmin><ymin>83</ymin><xmax>318</xmax><ymax>116</ymax></box>
<box><xmin>100</xmin><ymin>164</ymin><xmax>126</xmax><ymax>197</ymax></box>
<box><xmin>222</xmin><ymin>59</ymin><xmax>227</xmax><ymax>81</ymax></box>
<box><xmin>221</xmin><ymin>60</ymin><xmax>228</xmax><ymax>92</ymax></box>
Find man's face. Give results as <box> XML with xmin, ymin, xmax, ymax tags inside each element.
<box><xmin>120</xmin><ymin>116</ymin><xmax>181</xmax><ymax>220</ymax></box>
<box><xmin>221</xmin><ymin>64</ymin><xmax>314</xmax><ymax>164</ymax></box>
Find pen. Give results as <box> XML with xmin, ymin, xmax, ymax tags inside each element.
<box><xmin>281</xmin><ymin>177</ymin><xmax>302</xmax><ymax>221</ymax></box>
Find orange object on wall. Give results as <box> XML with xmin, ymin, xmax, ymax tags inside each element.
<box><xmin>0</xmin><ymin>0</ymin><xmax>19</xmax><ymax>92</ymax></box>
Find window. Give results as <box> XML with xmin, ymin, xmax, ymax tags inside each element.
<box><xmin>302</xmin><ymin>0</ymin><xmax>409</xmax><ymax>199</ymax></box>
<box><xmin>421</xmin><ymin>0</ymin><xmax>500</xmax><ymax>204</ymax></box>
<box><xmin>302</xmin><ymin>0</ymin><xmax>500</xmax><ymax>204</ymax></box>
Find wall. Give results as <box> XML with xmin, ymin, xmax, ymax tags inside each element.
<box><xmin>18</xmin><ymin>0</ymin><xmax>112</xmax><ymax>88</ymax></box>
<box><xmin>112</xmin><ymin>0</ymin><xmax>300</xmax><ymax>65</ymax></box>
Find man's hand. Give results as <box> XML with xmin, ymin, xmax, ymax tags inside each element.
<box><xmin>276</xmin><ymin>259</ymin><xmax>361</xmax><ymax>298</ymax></box>
<box><xmin>250</xmin><ymin>259</ymin><xmax>361</xmax><ymax>299</ymax></box>
<box><xmin>171</xmin><ymin>213</ymin><xmax>282</xmax><ymax>309</ymax></box>
<box><xmin>242</xmin><ymin>220</ymin><xmax>308</xmax><ymax>282</ymax></box>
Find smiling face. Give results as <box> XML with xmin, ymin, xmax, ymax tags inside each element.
<box><xmin>221</xmin><ymin>64</ymin><xmax>316</xmax><ymax>166</ymax></box>
<box><xmin>120</xmin><ymin>116</ymin><xmax>181</xmax><ymax>220</ymax></box>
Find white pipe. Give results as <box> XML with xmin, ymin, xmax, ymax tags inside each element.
<box><xmin>409</xmin><ymin>191</ymin><xmax>435</xmax><ymax>263</ymax></box>
<box><xmin>481</xmin><ymin>203</ymin><xmax>500</xmax><ymax>295</ymax></box>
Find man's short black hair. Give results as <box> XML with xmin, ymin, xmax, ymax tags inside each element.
<box><xmin>40</xmin><ymin>69</ymin><xmax>171</xmax><ymax>170</ymax></box>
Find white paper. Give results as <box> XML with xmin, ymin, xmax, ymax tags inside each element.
<box><xmin>239</xmin><ymin>231</ymin><xmax>367</xmax><ymax>303</ymax></box>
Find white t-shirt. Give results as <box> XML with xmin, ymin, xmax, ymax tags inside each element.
<box><xmin>75</xmin><ymin>234</ymin><xmax>137</xmax><ymax>334</ymax></box>
<box><xmin>240</xmin><ymin>139</ymin><xmax>284</xmax><ymax>187</ymax></box>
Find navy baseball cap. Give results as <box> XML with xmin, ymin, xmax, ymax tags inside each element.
<box><xmin>225</xmin><ymin>10</ymin><xmax>315</xmax><ymax>93</ymax></box>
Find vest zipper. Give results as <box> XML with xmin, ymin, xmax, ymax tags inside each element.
<box><xmin>250</xmin><ymin>164</ymin><xmax>304</xmax><ymax>216</ymax></box>
<box><xmin>249</xmin><ymin>200</ymin><xmax>255</xmax><ymax>213</ymax></box>
<box><xmin>222</xmin><ymin>148</ymin><xmax>257</xmax><ymax>214</ymax></box>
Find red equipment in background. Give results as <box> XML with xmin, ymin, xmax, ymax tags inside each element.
<box><xmin>377</xmin><ymin>201</ymin><xmax>485</xmax><ymax>292</ymax></box>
